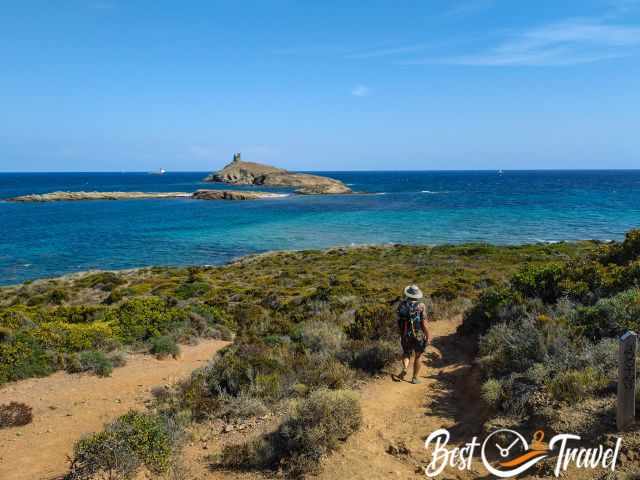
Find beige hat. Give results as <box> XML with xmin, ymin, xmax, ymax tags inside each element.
<box><xmin>404</xmin><ymin>284</ymin><xmax>423</xmax><ymax>300</ymax></box>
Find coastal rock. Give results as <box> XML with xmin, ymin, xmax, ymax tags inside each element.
<box><xmin>8</xmin><ymin>190</ymin><xmax>286</xmax><ymax>203</ymax></box>
<box><xmin>191</xmin><ymin>189</ymin><xmax>287</xmax><ymax>200</ymax></box>
<box><xmin>7</xmin><ymin>191</ymin><xmax>191</xmax><ymax>202</ymax></box>
<box><xmin>204</xmin><ymin>153</ymin><xmax>352</xmax><ymax>195</ymax></box>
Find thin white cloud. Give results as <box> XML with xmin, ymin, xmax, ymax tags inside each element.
<box><xmin>351</xmin><ymin>85</ymin><xmax>372</xmax><ymax>97</ymax></box>
<box><xmin>404</xmin><ymin>19</ymin><xmax>640</xmax><ymax>66</ymax></box>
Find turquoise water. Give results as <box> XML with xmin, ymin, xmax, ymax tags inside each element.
<box><xmin>1</xmin><ymin>170</ymin><xmax>639</xmax><ymax>285</ymax></box>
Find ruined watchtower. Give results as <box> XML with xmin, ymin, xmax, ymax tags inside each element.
<box><xmin>233</xmin><ymin>152</ymin><xmax>241</xmax><ymax>162</ymax></box>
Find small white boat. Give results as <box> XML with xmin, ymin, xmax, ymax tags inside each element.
<box><xmin>150</xmin><ymin>168</ymin><xmax>167</xmax><ymax>175</ymax></box>
<box><xmin>498</xmin><ymin>169</ymin><xmax>503</xmax><ymax>175</ymax></box>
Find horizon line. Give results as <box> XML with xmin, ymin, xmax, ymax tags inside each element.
<box><xmin>2</xmin><ymin>168</ymin><xmax>640</xmax><ymax>174</ymax></box>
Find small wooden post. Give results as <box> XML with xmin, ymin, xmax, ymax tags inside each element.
<box><xmin>617</xmin><ymin>331</ymin><xmax>637</xmax><ymax>431</ymax></box>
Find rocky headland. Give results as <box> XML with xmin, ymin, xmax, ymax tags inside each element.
<box><xmin>204</xmin><ymin>153</ymin><xmax>352</xmax><ymax>195</ymax></box>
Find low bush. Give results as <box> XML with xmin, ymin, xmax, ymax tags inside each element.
<box><xmin>0</xmin><ymin>333</ymin><xmax>55</xmax><ymax>384</ymax></box>
<box><xmin>80</xmin><ymin>351</ymin><xmax>113</xmax><ymax>377</ymax></box>
<box><xmin>220</xmin><ymin>389</ymin><xmax>362</xmax><ymax>476</ymax></box>
<box><xmin>108</xmin><ymin>297</ymin><xmax>179</xmax><ymax>343</ymax></box>
<box><xmin>460</xmin><ymin>286</ymin><xmax>522</xmax><ymax>335</ymax></box>
<box><xmin>216</xmin><ymin>391</ymin><xmax>268</xmax><ymax>422</ymax></box>
<box><xmin>0</xmin><ymin>402</ymin><xmax>33</xmax><ymax>428</ymax></box>
<box><xmin>150</xmin><ymin>336</ymin><xmax>181</xmax><ymax>359</ymax></box>
<box><xmin>298</xmin><ymin>320</ymin><xmax>345</xmax><ymax>356</ymax></box>
<box><xmin>511</xmin><ymin>263</ymin><xmax>564</xmax><ymax>303</ymax></box>
<box><xmin>349</xmin><ymin>340</ymin><xmax>398</xmax><ymax>374</ymax></box>
<box><xmin>480</xmin><ymin>378</ymin><xmax>503</xmax><ymax>409</ymax></box>
<box><xmin>75</xmin><ymin>271</ymin><xmax>125</xmax><ymax>291</ymax></box>
<box><xmin>68</xmin><ymin>410</ymin><xmax>182</xmax><ymax>480</ymax></box>
<box><xmin>547</xmin><ymin>367</ymin><xmax>608</xmax><ymax>404</ymax></box>
<box><xmin>345</xmin><ymin>304</ymin><xmax>396</xmax><ymax>341</ymax></box>
<box><xmin>570</xmin><ymin>289</ymin><xmax>640</xmax><ymax>340</ymax></box>
<box><xmin>479</xmin><ymin>318</ymin><xmax>545</xmax><ymax>377</ymax></box>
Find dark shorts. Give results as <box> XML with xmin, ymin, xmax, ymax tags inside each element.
<box><xmin>401</xmin><ymin>335</ymin><xmax>426</xmax><ymax>355</ymax></box>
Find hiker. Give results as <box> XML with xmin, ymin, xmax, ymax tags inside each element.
<box><xmin>397</xmin><ymin>284</ymin><xmax>431</xmax><ymax>384</ymax></box>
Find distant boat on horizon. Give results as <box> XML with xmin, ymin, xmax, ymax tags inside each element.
<box><xmin>150</xmin><ymin>168</ymin><xmax>167</xmax><ymax>175</ymax></box>
<box><xmin>498</xmin><ymin>169</ymin><xmax>503</xmax><ymax>175</ymax></box>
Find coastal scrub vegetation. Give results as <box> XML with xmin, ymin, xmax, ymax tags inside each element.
<box><xmin>463</xmin><ymin>229</ymin><xmax>640</xmax><ymax>439</ymax></box>
<box><xmin>0</xmin><ymin>239</ymin><xmax>604</xmax><ymax>477</ymax></box>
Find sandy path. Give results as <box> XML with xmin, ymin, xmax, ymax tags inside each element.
<box><xmin>310</xmin><ymin>316</ymin><xmax>485</xmax><ymax>480</ymax></box>
<box><xmin>0</xmin><ymin>339</ymin><xmax>229</xmax><ymax>480</ymax></box>
<box><xmin>196</xmin><ymin>317</ymin><xmax>484</xmax><ymax>480</ymax></box>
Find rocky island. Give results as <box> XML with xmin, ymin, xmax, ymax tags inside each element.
<box><xmin>7</xmin><ymin>190</ymin><xmax>286</xmax><ymax>203</ymax></box>
<box><xmin>204</xmin><ymin>153</ymin><xmax>352</xmax><ymax>195</ymax></box>
<box><xmin>7</xmin><ymin>191</ymin><xmax>192</xmax><ymax>202</ymax></box>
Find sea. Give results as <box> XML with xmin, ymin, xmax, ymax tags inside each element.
<box><xmin>1</xmin><ymin>170</ymin><xmax>639</xmax><ymax>286</ymax></box>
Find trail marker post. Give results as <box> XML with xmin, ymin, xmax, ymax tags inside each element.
<box><xmin>617</xmin><ymin>330</ymin><xmax>637</xmax><ymax>431</ymax></box>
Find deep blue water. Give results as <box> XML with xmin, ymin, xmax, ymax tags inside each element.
<box><xmin>1</xmin><ymin>170</ymin><xmax>639</xmax><ymax>286</ymax></box>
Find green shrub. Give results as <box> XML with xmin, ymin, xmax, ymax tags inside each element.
<box><xmin>205</xmin><ymin>342</ymin><xmax>288</xmax><ymax>397</ymax></box>
<box><xmin>79</xmin><ymin>351</ymin><xmax>113</xmax><ymax>377</ymax></box>
<box><xmin>479</xmin><ymin>318</ymin><xmax>545</xmax><ymax>377</ymax></box>
<box><xmin>481</xmin><ymin>378</ymin><xmax>503</xmax><ymax>408</ymax></box>
<box><xmin>461</xmin><ymin>286</ymin><xmax>521</xmax><ymax>335</ymax></box>
<box><xmin>571</xmin><ymin>289</ymin><xmax>640</xmax><ymax>340</ymax></box>
<box><xmin>0</xmin><ymin>333</ymin><xmax>54</xmax><ymax>384</ymax></box>
<box><xmin>75</xmin><ymin>271</ymin><xmax>125</xmax><ymax>291</ymax></box>
<box><xmin>174</xmin><ymin>281</ymin><xmax>211</xmax><ymax>300</ymax></box>
<box><xmin>600</xmin><ymin>229</ymin><xmax>640</xmax><ymax>265</ymax></box>
<box><xmin>108</xmin><ymin>297</ymin><xmax>177</xmax><ymax>343</ymax></box>
<box><xmin>349</xmin><ymin>340</ymin><xmax>398</xmax><ymax>374</ymax></box>
<box><xmin>279</xmin><ymin>389</ymin><xmax>362</xmax><ymax>476</ymax></box>
<box><xmin>69</xmin><ymin>411</ymin><xmax>180</xmax><ymax>479</ymax></box>
<box><xmin>34</xmin><ymin>321</ymin><xmax>114</xmax><ymax>352</ymax></box>
<box><xmin>298</xmin><ymin>356</ymin><xmax>355</xmax><ymax>390</ymax></box>
<box><xmin>41</xmin><ymin>305</ymin><xmax>106</xmax><ymax>324</ymax></box>
<box><xmin>511</xmin><ymin>263</ymin><xmax>564</xmax><ymax>303</ymax></box>
<box><xmin>547</xmin><ymin>367</ymin><xmax>608</xmax><ymax>404</ymax></box>
<box><xmin>220</xmin><ymin>389</ymin><xmax>362</xmax><ymax>476</ymax></box>
<box><xmin>216</xmin><ymin>392</ymin><xmax>268</xmax><ymax>421</ymax></box>
<box><xmin>46</xmin><ymin>289</ymin><xmax>68</xmax><ymax>305</ymax></box>
<box><xmin>345</xmin><ymin>304</ymin><xmax>396</xmax><ymax>341</ymax></box>
<box><xmin>150</xmin><ymin>335</ymin><xmax>181</xmax><ymax>359</ymax></box>
<box><xmin>299</xmin><ymin>320</ymin><xmax>345</xmax><ymax>356</ymax></box>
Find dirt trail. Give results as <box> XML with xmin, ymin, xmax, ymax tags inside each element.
<box><xmin>192</xmin><ymin>317</ymin><xmax>486</xmax><ymax>480</ymax></box>
<box><xmin>0</xmin><ymin>339</ymin><xmax>229</xmax><ymax>480</ymax></box>
<box><xmin>312</xmin><ymin>316</ymin><xmax>486</xmax><ymax>480</ymax></box>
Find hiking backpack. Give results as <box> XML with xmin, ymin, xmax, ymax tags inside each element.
<box><xmin>398</xmin><ymin>300</ymin><xmax>423</xmax><ymax>338</ymax></box>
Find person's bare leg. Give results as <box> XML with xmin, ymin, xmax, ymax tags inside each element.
<box><xmin>412</xmin><ymin>352</ymin><xmax>423</xmax><ymax>383</ymax></box>
<box><xmin>399</xmin><ymin>355</ymin><xmax>410</xmax><ymax>378</ymax></box>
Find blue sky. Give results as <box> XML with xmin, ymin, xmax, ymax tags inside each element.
<box><xmin>1</xmin><ymin>0</ymin><xmax>639</xmax><ymax>171</ymax></box>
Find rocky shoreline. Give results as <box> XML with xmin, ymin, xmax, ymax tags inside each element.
<box><xmin>7</xmin><ymin>189</ymin><xmax>287</xmax><ymax>203</ymax></box>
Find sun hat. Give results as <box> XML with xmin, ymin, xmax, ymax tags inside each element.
<box><xmin>404</xmin><ymin>284</ymin><xmax>423</xmax><ymax>300</ymax></box>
